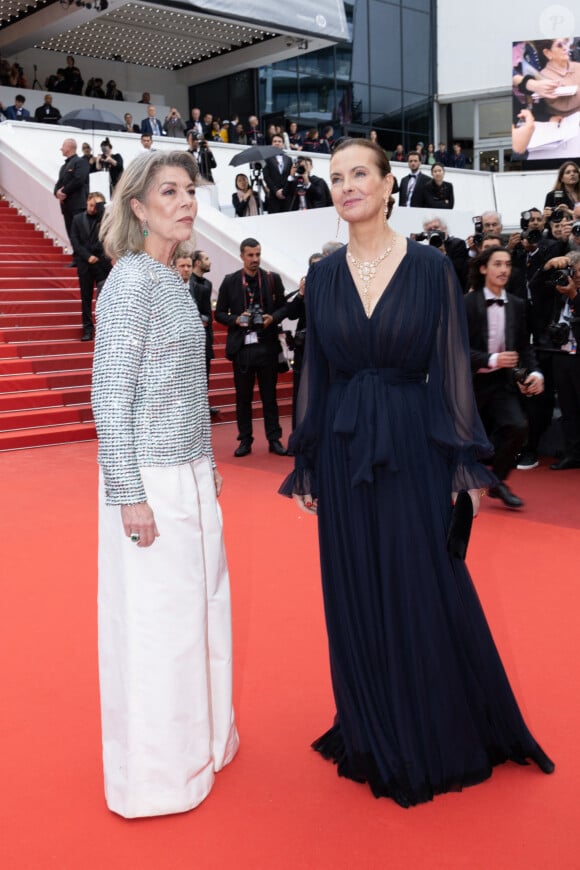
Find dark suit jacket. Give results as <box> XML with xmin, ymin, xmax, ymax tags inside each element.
<box><xmin>189</xmin><ymin>275</ymin><xmax>214</xmax><ymax>360</ymax></box>
<box><xmin>5</xmin><ymin>106</ymin><xmax>30</xmax><ymax>121</ymax></box>
<box><xmin>215</xmin><ymin>268</ymin><xmax>287</xmax><ymax>359</ymax></box>
<box><xmin>263</xmin><ymin>153</ymin><xmax>293</xmax><ymax>213</ymax></box>
<box><xmin>464</xmin><ymin>289</ymin><xmax>539</xmax><ymax>379</ymax></box>
<box><xmin>140</xmin><ymin>117</ymin><xmax>165</xmax><ymax>136</ymax></box>
<box><xmin>423</xmin><ymin>180</ymin><xmax>454</xmax><ymax>209</ymax></box>
<box><xmin>398</xmin><ymin>172</ymin><xmax>430</xmax><ymax>207</ymax></box>
<box><xmin>53</xmin><ymin>155</ymin><xmax>90</xmax><ymax>216</ymax></box>
<box><xmin>285</xmin><ymin>174</ymin><xmax>333</xmax><ymax>210</ymax></box>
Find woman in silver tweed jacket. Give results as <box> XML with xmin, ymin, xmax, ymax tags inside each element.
<box><xmin>92</xmin><ymin>151</ymin><xmax>239</xmax><ymax>819</ymax></box>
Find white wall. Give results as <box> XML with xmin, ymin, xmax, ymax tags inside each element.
<box><xmin>437</xmin><ymin>1</ymin><xmax>578</xmax><ymax>100</ymax></box>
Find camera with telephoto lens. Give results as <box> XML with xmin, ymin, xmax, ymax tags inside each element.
<box><xmin>239</xmin><ymin>303</ymin><xmax>264</xmax><ymax>329</ymax></box>
<box><xmin>473</xmin><ymin>216</ymin><xmax>484</xmax><ymax>246</ymax></box>
<box><xmin>572</xmin><ymin>221</ymin><xmax>580</xmax><ymax>237</ymax></box>
<box><xmin>414</xmin><ymin>231</ymin><xmax>445</xmax><ymax>247</ymax></box>
<box><xmin>544</xmin><ymin>265</ymin><xmax>574</xmax><ymax>288</ymax></box>
<box><xmin>547</xmin><ymin>321</ymin><xmax>570</xmax><ymax>347</ymax></box>
<box><xmin>520</xmin><ymin>211</ymin><xmax>543</xmax><ymax>244</ymax></box>
<box><xmin>294</xmin><ymin>159</ymin><xmax>307</xmax><ymax>177</ymax></box>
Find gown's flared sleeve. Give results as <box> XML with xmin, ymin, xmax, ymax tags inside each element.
<box><xmin>427</xmin><ymin>257</ymin><xmax>496</xmax><ymax>491</ymax></box>
<box><xmin>279</xmin><ymin>268</ymin><xmax>328</xmax><ymax>498</ymax></box>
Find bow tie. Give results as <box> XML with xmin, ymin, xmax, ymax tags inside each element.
<box><xmin>486</xmin><ymin>298</ymin><xmax>505</xmax><ymax>307</ymax></box>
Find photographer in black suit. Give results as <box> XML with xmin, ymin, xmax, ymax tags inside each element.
<box><xmin>465</xmin><ymin>247</ymin><xmax>544</xmax><ymax>508</ymax></box>
<box><xmin>215</xmin><ymin>238</ymin><xmax>288</xmax><ymax>456</ymax></box>
<box><xmin>284</xmin><ymin>156</ymin><xmax>332</xmax><ymax>210</ymax></box>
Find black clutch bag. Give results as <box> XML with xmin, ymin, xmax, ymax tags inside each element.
<box><xmin>447</xmin><ymin>490</ymin><xmax>473</xmax><ymax>560</ymax></box>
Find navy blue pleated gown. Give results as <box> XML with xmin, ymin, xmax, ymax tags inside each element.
<box><xmin>280</xmin><ymin>242</ymin><xmax>553</xmax><ymax>807</ymax></box>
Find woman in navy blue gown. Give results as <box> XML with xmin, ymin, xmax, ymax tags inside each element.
<box><xmin>280</xmin><ymin>139</ymin><xmax>554</xmax><ymax>807</ymax></box>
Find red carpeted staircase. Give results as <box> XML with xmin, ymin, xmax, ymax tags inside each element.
<box><xmin>0</xmin><ymin>197</ymin><xmax>292</xmax><ymax>451</ymax></box>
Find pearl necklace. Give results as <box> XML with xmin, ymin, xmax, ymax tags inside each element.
<box><xmin>347</xmin><ymin>235</ymin><xmax>397</xmax><ymax>316</ymax></box>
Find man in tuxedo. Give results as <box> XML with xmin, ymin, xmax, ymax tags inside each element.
<box><xmin>140</xmin><ymin>105</ymin><xmax>166</xmax><ymax>137</ymax></box>
<box><xmin>215</xmin><ymin>238</ymin><xmax>288</xmax><ymax>456</ymax></box>
<box><xmin>262</xmin><ymin>134</ymin><xmax>293</xmax><ymax>214</ymax></box>
<box><xmin>246</xmin><ymin>115</ymin><xmax>264</xmax><ymax>146</ymax></box>
<box><xmin>185</xmin><ymin>107</ymin><xmax>204</xmax><ymax>137</ymax></box>
<box><xmin>398</xmin><ymin>151</ymin><xmax>429</xmax><ymax>207</ymax></box>
<box><xmin>465</xmin><ymin>246</ymin><xmax>544</xmax><ymax>508</ymax></box>
<box><xmin>54</xmin><ymin>138</ymin><xmax>90</xmax><ymax>249</ymax></box>
<box><xmin>284</xmin><ymin>156</ymin><xmax>332</xmax><ymax>210</ymax></box>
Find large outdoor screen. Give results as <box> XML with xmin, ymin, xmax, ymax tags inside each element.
<box><xmin>512</xmin><ymin>36</ymin><xmax>580</xmax><ymax>161</ymax></box>
<box><xmin>186</xmin><ymin>0</ymin><xmax>349</xmax><ymax>42</ymax></box>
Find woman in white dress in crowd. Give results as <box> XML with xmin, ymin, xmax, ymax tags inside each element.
<box><xmin>92</xmin><ymin>150</ymin><xmax>239</xmax><ymax>818</ymax></box>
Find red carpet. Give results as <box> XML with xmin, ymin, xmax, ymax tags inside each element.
<box><xmin>0</xmin><ymin>424</ymin><xmax>578</xmax><ymax>869</ymax></box>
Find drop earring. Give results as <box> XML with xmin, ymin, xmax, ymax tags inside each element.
<box><xmin>384</xmin><ymin>198</ymin><xmax>389</xmax><ymax>225</ymax></box>
<box><xmin>142</xmin><ymin>220</ymin><xmax>149</xmax><ymax>238</ymax></box>
<box><xmin>336</xmin><ymin>214</ymin><xmax>341</xmax><ymax>238</ymax></box>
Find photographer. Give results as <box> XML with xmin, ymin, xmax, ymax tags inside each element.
<box><xmin>465</xmin><ymin>247</ymin><xmax>544</xmax><ymax>508</ymax></box>
<box><xmin>284</xmin><ymin>157</ymin><xmax>332</xmax><ymax>210</ymax></box>
<box><xmin>413</xmin><ymin>216</ymin><xmax>468</xmax><ymax>288</ymax></box>
<box><xmin>215</xmin><ymin>238</ymin><xmax>288</xmax><ymax>457</ymax></box>
<box><xmin>163</xmin><ymin>107</ymin><xmax>187</xmax><ymax>138</ymax></box>
<box><xmin>507</xmin><ymin>221</ymin><xmax>563</xmax><ymax>469</ymax></box>
<box><xmin>533</xmin><ymin>253</ymin><xmax>580</xmax><ymax>470</ymax></box>
<box><xmin>544</xmin><ymin>163</ymin><xmax>580</xmax><ymax>234</ymax></box>
<box><xmin>232</xmin><ymin>173</ymin><xmax>260</xmax><ymax>217</ymax></box>
<box><xmin>95</xmin><ymin>138</ymin><xmax>124</xmax><ymax>190</ymax></box>
<box><xmin>186</xmin><ymin>132</ymin><xmax>216</xmax><ymax>183</ymax></box>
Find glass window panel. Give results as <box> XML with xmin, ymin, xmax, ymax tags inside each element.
<box><xmin>401</xmin><ymin>8</ymin><xmax>431</xmax><ymax>94</ymax></box>
<box><xmin>369</xmin><ymin>1</ymin><xmax>402</xmax><ymax>90</ymax></box>
<box><xmin>478</xmin><ymin>99</ymin><xmax>511</xmax><ymax>139</ymax></box>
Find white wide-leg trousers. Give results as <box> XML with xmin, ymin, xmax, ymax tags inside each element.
<box><xmin>98</xmin><ymin>458</ymin><xmax>239</xmax><ymax>818</ymax></box>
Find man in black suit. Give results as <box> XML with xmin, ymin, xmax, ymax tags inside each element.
<box><xmin>215</xmin><ymin>238</ymin><xmax>288</xmax><ymax>456</ymax></box>
<box><xmin>54</xmin><ymin>138</ymin><xmax>90</xmax><ymax>248</ymax></box>
<box><xmin>185</xmin><ymin>132</ymin><xmax>217</xmax><ymax>182</ymax></box>
<box><xmin>190</xmin><ymin>250</ymin><xmax>215</xmax><ymax>384</ymax></box>
<box><xmin>398</xmin><ymin>151</ymin><xmax>429</xmax><ymax>208</ymax></box>
<box><xmin>465</xmin><ymin>247</ymin><xmax>544</xmax><ymax>508</ymax></box>
<box><xmin>70</xmin><ymin>192</ymin><xmax>111</xmax><ymax>341</ymax></box>
<box><xmin>262</xmin><ymin>134</ymin><xmax>293</xmax><ymax>214</ymax></box>
<box><xmin>34</xmin><ymin>94</ymin><xmax>61</xmax><ymax>124</ymax></box>
<box><xmin>284</xmin><ymin>156</ymin><xmax>333</xmax><ymax>210</ymax></box>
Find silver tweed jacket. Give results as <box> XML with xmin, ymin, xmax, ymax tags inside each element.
<box><xmin>92</xmin><ymin>251</ymin><xmax>214</xmax><ymax>505</ymax></box>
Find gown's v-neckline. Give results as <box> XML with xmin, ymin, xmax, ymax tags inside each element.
<box><xmin>345</xmin><ymin>239</ymin><xmax>409</xmax><ymax>320</ymax></box>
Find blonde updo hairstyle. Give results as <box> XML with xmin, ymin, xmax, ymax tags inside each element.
<box><xmin>100</xmin><ymin>150</ymin><xmax>198</xmax><ymax>261</ymax></box>
<box><xmin>331</xmin><ymin>138</ymin><xmax>395</xmax><ymax>219</ymax></box>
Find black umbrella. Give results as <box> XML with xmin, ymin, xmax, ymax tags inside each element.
<box><xmin>229</xmin><ymin>145</ymin><xmax>282</xmax><ymax>166</ymax></box>
<box><xmin>59</xmin><ymin>108</ymin><xmax>125</xmax><ymax>132</ymax></box>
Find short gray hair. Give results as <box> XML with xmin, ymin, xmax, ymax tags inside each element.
<box><xmin>100</xmin><ymin>151</ymin><xmax>198</xmax><ymax>260</ymax></box>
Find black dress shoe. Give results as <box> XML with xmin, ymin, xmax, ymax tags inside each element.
<box><xmin>550</xmin><ymin>456</ymin><xmax>580</xmax><ymax>470</ymax></box>
<box><xmin>234</xmin><ymin>441</ymin><xmax>252</xmax><ymax>457</ymax></box>
<box><xmin>81</xmin><ymin>330</ymin><xmax>94</xmax><ymax>342</ymax></box>
<box><xmin>488</xmin><ymin>483</ymin><xmax>524</xmax><ymax>509</ymax></box>
<box><xmin>268</xmin><ymin>440</ymin><xmax>287</xmax><ymax>456</ymax></box>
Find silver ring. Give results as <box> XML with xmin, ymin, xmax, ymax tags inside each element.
<box><xmin>130</xmin><ymin>532</ymin><xmax>140</xmax><ymax>543</ymax></box>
